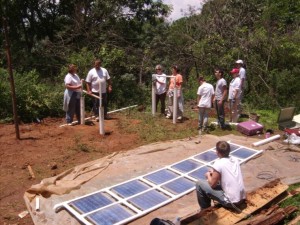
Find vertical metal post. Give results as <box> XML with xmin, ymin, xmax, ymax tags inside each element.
<box><xmin>152</xmin><ymin>74</ymin><xmax>156</xmax><ymax>116</ymax></box>
<box><xmin>99</xmin><ymin>79</ymin><xmax>104</xmax><ymax>135</ymax></box>
<box><xmin>173</xmin><ymin>87</ymin><xmax>178</xmax><ymax>124</ymax></box>
<box><xmin>2</xmin><ymin>17</ymin><xmax>20</xmax><ymax>139</ymax></box>
<box><xmin>80</xmin><ymin>79</ymin><xmax>85</xmax><ymax>125</ymax></box>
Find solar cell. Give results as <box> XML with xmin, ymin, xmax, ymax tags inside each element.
<box><xmin>143</xmin><ymin>169</ymin><xmax>179</xmax><ymax>185</ymax></box>
<box><xmin>188</xmin><ymin>166</ymin><xmax>209</xmax><ymax>180</ymax></box>
<box><xmin>171</xmin><ymin>159</ymin><xmax>203</xmax><ymax>173</ymax></box>
<box><xmin>230</xmin><ymin>148</ymin><xmax>257</xmax><ymax>159</ymax></box>
<box><xmin>69</xmin><ymin>192</ymin><xmax>114</xmax><ymax>214</ymax></box>
<box><xmin>162</xmin><ymin>177</ymin><xmax>195</xmax><ymax>195</ymax></box>
<box><xmin>111</xmin><ymin>180</ymin><xmax>150</xmax><ymax>198</ymax></box>
<box><xmin>128</xmin><ymin>190</ymin><xmax>170</xmax><ymax>211</ymax></box>
<box><xmin>194</xmin><ymin>151</ymin><xmax>218</xmax><ymax>162</ymax></box>
<box><xmin>86</xmin><ymin>204</ymin><xmax>134</xmax><ymax>225</ymax></box>
<box><xmin>229</xmin><ymin>143</ymin><xmax>240</xmax><ymax>151</ymax></box>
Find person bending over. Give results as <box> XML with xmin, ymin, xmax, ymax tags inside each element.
<box><xmin>196</xmin><ymin>141</ymin><xmax>246</xmax><ymax>210</ymax></box>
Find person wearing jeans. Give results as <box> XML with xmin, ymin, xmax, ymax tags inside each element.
<box><xmin>196</xmin><ymin>141</ymin><xmax>246</xmax><ymax>210</ymax></box>
<box><xmin>213</xmin><ymin>68</ymin><xmax>227</xmax><ymax>129</ymax></box>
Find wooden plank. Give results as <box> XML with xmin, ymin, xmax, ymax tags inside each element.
<box><xmin>181</xmin><ymin>179</ymin><xmax>288</xmax><ymax>225</ymax></box>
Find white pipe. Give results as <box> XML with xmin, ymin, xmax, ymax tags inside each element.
<box><xmin>35</xmin><ymin>197</ymin><xmax>40</xmax><ymax>211</ymax></box>
<box><xmin>252</xmin><ymin>134</ymin><xmax>281</xmax><ymax>147</ymax></box>
<box><xmin>152</xmin><ymin>76</ymin><xmax>156</xmax><ymax>116</ymax></box>
<box><xmin>173</xmin><ymin>87</ymin><xmax>178</xmax><ymax>124</ymax></box>
<box><xmin>107</xmin><ymin>105</ymin><xmax>138</xmax><ymax>114</ymax></box>
<box><xmin>82</xmin><ymin>90</ymin><xmax>101</xmax><ymax>99</ymax></box>
<box><xmin>210</xmin><ymin>121</ymin><xmax>239</xmax><ymax>126</ymax></box>
<box><xmin>80</xmin><ymin>79</ymin><xmax>85</xmax><ymax>125</ymax></box>
<box><xmin>99</xmin><ymin>79</ymin><xmax>104</xmax><ymax>135</ymax></box>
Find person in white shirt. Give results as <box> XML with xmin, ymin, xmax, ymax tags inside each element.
<box><xmin>63</xmin><ymin>64</ymin><xmax>82</xmax><ymax>124</ymax></box>
<box><xmin>213</xmin><ymin>68</ymin><xmax>227</xmax><ymax>129</ymax></box>
<box><xmin>85</xmin><ymin>59</ymin><xmax>112</xmax><ymax>120</ymax></box>
<box><xmin>196</xmin><ymin>141</ymin><xmax>246</xmax><ymax>210</ymax></box>
<box><xmin>197</xmin><ymin>77</ymin><xmax>214</xmax><ymax>132</ymax></box>
<box><xmin>235</xmin><ymin>59</ymin><xmax>246</xmax><ymax>102</ymax></box>
<box><xmin>228</xmin><ymin>68</ymin><xmax>241</xmax><ymax>122</ymax></box>
<box><xmin>153</xmin><ymin>65</ymin><xmax>167</xmax><ymax>115</ymax></box>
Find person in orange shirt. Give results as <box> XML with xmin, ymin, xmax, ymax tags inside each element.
<box><xmin>166</xmin><ymin>65</ymin><xmax>184</xmax><ymax>121</ymax></box>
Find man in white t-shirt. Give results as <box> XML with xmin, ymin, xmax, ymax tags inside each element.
<box><xmin>86</xmin><ymin>59</ymin><xmax>112</xmax><ymax>119</ymax></box>
<box><xmin>197</xmin><ymin>77</ymin><xmax>214</xmax><ymax>132</ymax></box>
<box><xmin>196</xmin><ymin>141</ymin><xmax>246</xmax><ymax>210</ymax></box>
<box><xmin>153</xmin><ymin>65</ymin><xmax>167</xmax><ymax>115</ymax></box>
<box><xmin>228</xmin><ymin>68</ymin><xmax>241</xmax><ymax>122</ymax></box>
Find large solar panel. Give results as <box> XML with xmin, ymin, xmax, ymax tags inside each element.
<box><xmin>143</xmin><ymin>169</ymin><xmax>179</xmax><ymax>185</ymax></box>
<box><xmin>70</xmin><ymin>192</ymin><xmax>114</xmax><ymax>214</ymax></box>
<box><xmin>171</xmin><ymin>159</ymin><xmax>203</xmax><ymax>173</ymax></box>
<box><xmin>86</xmin><ymin>204</ymin><xmax>135</xmax><ymax>225</ymax></box>
<box><xmin>128</xmin><ymin>190</ymin><xmax>170</xmax><ymax>210</ymax></box>
<box><xmin>54</xmin><ymin>142</ymin><xmax>263</xmax><ymax>225</ymax></box>
<box><xmin>111</xmin><ymin>180</ymin><xmax>150</xmax><ymax>198</ymax></box>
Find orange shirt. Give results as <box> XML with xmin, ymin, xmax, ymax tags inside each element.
<box><xmin>169</xmin><ymin>74</ymin><xmax>183</xmax><ymax>90</ymax></box>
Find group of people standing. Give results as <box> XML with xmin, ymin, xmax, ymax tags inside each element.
<box><xmin>63</xmin><ymin>59</ymin><xmax>112</xmax><ymax>124</ymax></box>
<box><xmin>197</xmin><ymin>60</ymin><xmax>247</xmax><ymax>132</ymax></box>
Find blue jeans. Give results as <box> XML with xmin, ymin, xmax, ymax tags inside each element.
<box><xmin>92</xmin><ymin>92</ymin><xmax>108</xmax><ymax>117</ymax></box>
<box><xmin>198</xmin><ymin>107</ymin><xmax>209</xmax><ymax>130</ymax></box>
<box><xmin>66</xmin><ymin>92</ymin><xmax>80</xmax><ymax>123</ymax></box>
<box><xmin>196</xmin><ymin>180</ymin><xmax>231</xmax><ymax>209</ymax></box>
<box><xmin>215</xmin><ymin>100</ymin><xmax>225</xmax><ymax>129</ymax></box>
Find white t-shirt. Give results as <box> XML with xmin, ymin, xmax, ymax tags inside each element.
<box><xmin>212</xmin><ymin>157</ymin><xmax>246</xmax><ymax>203</ymax></box>
<box><xmin>197</xmin><ymin>82</ymin><xmax>214</xmax><ymax>108</ymax></box>
<box><xmin>155</xmin><ymin>73</ymin><xmax>166</xmax><ymax>95</ymax></box>
<box><xmin>215</xmin><ymin>78</ymin><xmax>227</xmax><ymax>101</ymax></box>
<box><xmin>85</xmin><ymin>67</ymin><xmax>110</xmax><ymax>93</ymax></box>
<box><xmin>228</xmin><ymin>77</ymin><xmax>241</xmax><ymax>100</ymax></box>
<box><xmin>239</xmin><ymin>67</ymin><xmax>247</xmax><ymax>90</ymax></box>
<box><xmin>64</xmin><ymin>73</ymin><xmax>81</xmax><ymax>92</ymax></box>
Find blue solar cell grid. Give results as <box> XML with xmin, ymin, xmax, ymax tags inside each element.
<box><xmin>128</xmin><ymin>190</ymin><xmax>170</xmax><ymax>211</ymax></box>
<box><xmin>229</xmin><ymin>144</ymin><xmax>241</xmax><ymax>151</ymax></box>
<box><xmin>162</xmin><ymin>177</ymin><xmax>195</xmax><ymax>195</ymax></box>
<box><xmin>69</xmin><ymin>192</ymin><xmax>114</xmax><ymax>214</ymax></box>
<box><xmin>143</xmin><ymin>169</ymin><xmax>179</xmax><ymax>185</ymax></box>
<box><xmin>111</xmin><ymin>180</ymin><xmax>150</xmax><ymax>198</ymax></box>
<box><xmin>171</xmin><ymin>159</ymin><xmax>203</xmax><ymax>173</ymax></box>
<box><xmin>86</xmin><ymin>204</ymin><xmax>134</xmax><ymax>225</ymax></box>
<box><xmin>230</xmin><ymin>148</ymin><xmax>257</xmax><ymax>159</ymax></box>
<box><xmin>194</xmin><ymin>151</ymin><xmax>218</xmax><ymax>162</ymax></box>
<box><xmin>188</xmin><ymin>166</ymin><xmax>209</xmax><ymax>180</ymax></box>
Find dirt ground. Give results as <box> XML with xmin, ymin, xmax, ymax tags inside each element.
<box><xmin>0</xmin><ymin>115</ymin><xmax>143</xmax><ymax>225</ymax></box>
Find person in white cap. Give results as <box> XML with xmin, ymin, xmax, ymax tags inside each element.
<box><xmin>235</xmin><ymin>59</ymin><xmax>246</xmax><ymax>101</ymax></box>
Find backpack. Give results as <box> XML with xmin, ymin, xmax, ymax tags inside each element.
<box><xmin>150</xmin><ymin>218</ymin><xmax>175</xmax><ymax>225</ymax></box>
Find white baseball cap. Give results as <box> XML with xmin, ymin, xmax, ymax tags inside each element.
<box><xmin>235</xmin><ymin>59</ymin><xmax>244</xmax><ymax>64</ymax></box>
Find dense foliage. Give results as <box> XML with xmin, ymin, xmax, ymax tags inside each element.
<box><xmin>0</xmin><ymin>0</ymin><xmax>299</xmax><ymax>122</ymax></box>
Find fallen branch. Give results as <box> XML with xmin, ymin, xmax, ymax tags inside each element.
<box><xmin>27</xmin><ymin>165</ymin><xmax>35</xmax><ymax>179</ymax></box>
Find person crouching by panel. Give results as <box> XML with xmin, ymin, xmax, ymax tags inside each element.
<box><xmin>196</xmin><ymin>141</ymin><xmax>246</xmax><ymax>210</ymax></box>
<box><xmin>63</xmin><ymin>64</ymin><xmax>82</xmax><ymax>124</ymax></box>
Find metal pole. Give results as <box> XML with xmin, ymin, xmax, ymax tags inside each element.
<box><xmin>80</xmin><ymin>79</ymin><xmax>85</xmax><ymax>125</ymax></box>
<box><xmin>152</xmin><ymin>74</ymin><xmax>156</xmax><ymax>116</ymax></box>
<box><xmin>99</xmin><ymin>79</ymin><xmax>104</xmax><ymax>135</ymax></box>
<box><xmin>173</xmin><ymin>87</ymin><xmax>178</xmax><ymax>124</ymax></box>
<box><xmin>2</xmin><ymin>17</ymin><xmax>20</xmax><ymax>139</ymax></box>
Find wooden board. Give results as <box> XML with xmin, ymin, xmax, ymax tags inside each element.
<box><xmin>181</xmin><ymin>179</ymin><xmax>288</xmax><ymax>225</ymax></box>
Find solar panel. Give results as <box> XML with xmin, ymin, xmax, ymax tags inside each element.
<box><xmin>230</xmin><ymin>148</ymin><xmax>257</xmax><ymax>159</ymax></box>
<box><xmin>162</xmin><ymin>177</ymin><xmax>195</xmax><ymax>195</ymax></box>
<box><xmin>194</xmin><ymin>151</ymin><xmax>218</xmax><ymax>162</ymax></box>
<box><xmin>86</xmin><ymin>204</ymin><xmax>135</xmax><ymax>225</ymax></box>
<box><xmin>128</xmin><ymin>190</ymin><xmax>170</xmax><ymax>211</ymax></box>
<box><xmin>171</xmin><ymin>159</ymin><xmax>203</xmax><ymax>173</ymax></box>
<box><xmin>111</xmin><ymin>180</ymin><xmax>150</xmax><ymax>198</ymax></box>
<box><xmin>188</xmin><ymin>166</ymin><xmax>209</xmax><ymax>180</ymax></box>
<box><xmin>69</xmin><ymin>192</ymin><xmax>114</xmax><ymax>214</ymax></box>
<box><xmin>143</xmin><ymin>169</ymin><xmax>179</xmax><ymax>185</ymax></box>
<box><xmin>54</xmin><ymin>142</ymin><xmax>263</xmax><ymax>225</ymax></box>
